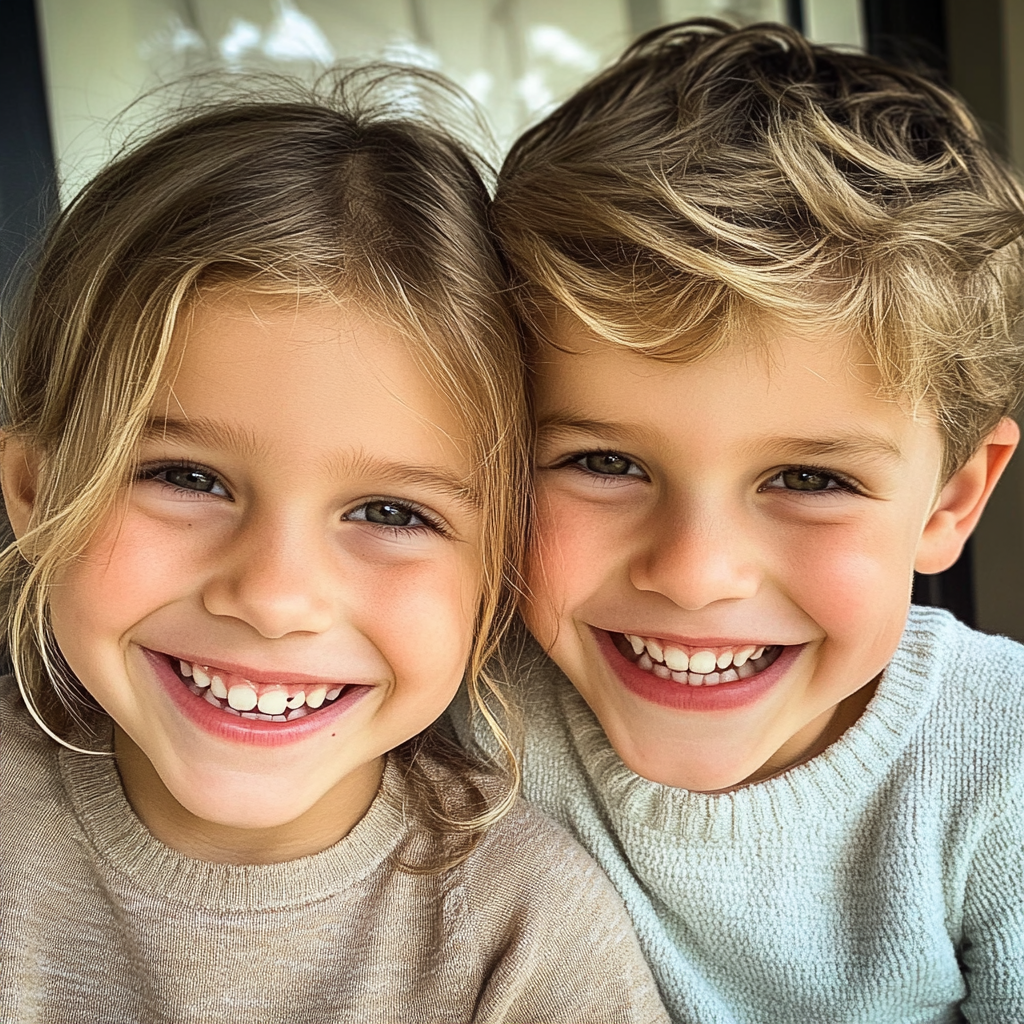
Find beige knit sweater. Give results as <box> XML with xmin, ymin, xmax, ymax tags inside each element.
<box><xmin>0</xmin><ymin>678</ymin><xmax>669</xmax><ymax>1024</ymax></box>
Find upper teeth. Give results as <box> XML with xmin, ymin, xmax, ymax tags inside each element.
<box><xmin>623</xmin><ymin>636</ymin><xmax>767</xmax><ymax>674</ymax></box>
<box><xmin>180</xmin><ymin>660</ymin><xmax>344</xmax><ymax>717</ymax></box>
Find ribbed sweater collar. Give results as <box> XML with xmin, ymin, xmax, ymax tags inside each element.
<box><xmin>547</xmin><ymin>606</ymin><xmax>957</xmax><ymax>843</ymax></box>
<box><xmin>58</xmin><ymin>745</ymin><xmax>407</xmax><ymax>911</ymax></box>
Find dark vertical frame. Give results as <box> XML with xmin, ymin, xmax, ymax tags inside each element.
<box><xmin>0</xmin><ymin>0</ymin><xmax>58</xmax><ymax>295</ymax></box>
<box><xmin>861</xmin><ymin>0</ymin><xmax>978</xmax><ymax>626</ymax></box>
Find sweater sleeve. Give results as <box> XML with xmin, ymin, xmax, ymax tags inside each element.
<box><xmin>464</xmin><ymin>811</ymin><xmax>671</xmax><ymax>1024</ymax></box>
<box><xmin>960</xmin><ymin>778</ymin><xmax>1024</xmax><ymax>1022</ymax></box>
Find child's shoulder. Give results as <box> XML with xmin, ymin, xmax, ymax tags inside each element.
<box><xmin>898</xmin><ymin>605</ymin><xmax>1024</xmax><ymax>794</ymax></box>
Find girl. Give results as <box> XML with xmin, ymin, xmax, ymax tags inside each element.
<box><xmin>0</xmin><ymin>70</ymin><xmax>667</xmax><ymax>1024</ymax></box>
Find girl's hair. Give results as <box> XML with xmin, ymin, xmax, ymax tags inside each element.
<box><xmin>493</xmin><ymin>19</ymin><xmax>1024</xmax><ymax>477</ymax></box>
<box><xmin>0</xmin><ymin>67</ymin><xmax>528</xmax><ymax>867</ymax></box>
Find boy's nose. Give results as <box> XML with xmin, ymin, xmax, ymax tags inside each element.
<box><xmin>202</xmin><ymin>511</ymin><xmax>336</xmax><ymax>638</ymax></box>
<box><xmin>628</xmin><ymin>504</ymin><xmax>760</xmax><ymax>610</ymax></box>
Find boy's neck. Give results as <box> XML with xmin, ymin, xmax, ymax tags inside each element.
<box><xmin>725</xmin><ymin>675</ymin><xmax>881</xmax><ymax>792</ymax></box>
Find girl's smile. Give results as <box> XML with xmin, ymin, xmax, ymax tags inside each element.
<box><xmin>35</xmin><ymin>290</ymin><xmax>483</xmax><ymax>859</ymax></box>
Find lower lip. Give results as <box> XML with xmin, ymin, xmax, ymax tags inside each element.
<box><xmin>593</xmin><ymin>629</ymin><xmax>804</xmax><ymax>712</ymax></box>
<box><xmin>142</xmin><ymin>648</ymin><xmax>372</xmax><ymax>748</ymax></box>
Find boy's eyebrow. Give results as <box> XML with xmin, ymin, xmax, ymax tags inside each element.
<box><xmin>140</xmin><ymin>416</ymin><xmax>479</xmax><ymax>506</ymax></box>
<box><xmin>535</xmin><ymin>415</ymin><xmax>664</xmax><ymax>448</ymax></box>
<box><xmin>747</xmin><ymin>433</ymin><xmax>904</xmax><ymax>463</ymax></box>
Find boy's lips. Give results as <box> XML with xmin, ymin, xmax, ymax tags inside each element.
<box><xmin>591</xmin><ymin>627</ymin><xmax>804</xmax><ymax>712</ymax></box>
<box><xmin>142</xmin><ymin>647</ymin><xmax>374</xmax><ymax>747</ymax></box>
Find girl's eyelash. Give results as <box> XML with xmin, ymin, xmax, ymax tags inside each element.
<box><xmin>344</xmin><ymin>497</ymin><xmax>451</xmax><ymax>538</ymax></box>
<box><xmin>136</xmin><ymin>461</ymin><xmax>229</xmax><ymax>498</ymax></box>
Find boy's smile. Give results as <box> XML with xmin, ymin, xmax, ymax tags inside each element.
<box><xmin>527</xmin><ymin>321</ymin><xmax>1013</xmax><ymax>791</ymax></box>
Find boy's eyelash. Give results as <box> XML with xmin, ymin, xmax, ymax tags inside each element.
<box><xmin>552</xmin><ymin>450</ymin><xmax>647</xmax><ymax>478</ymax></box>
<box><xmin>760</xmin><ymin>465</ymin><xmax>864</xmax><ymax>495</ymax></box>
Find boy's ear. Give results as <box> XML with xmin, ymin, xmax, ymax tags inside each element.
<box><xmin>0</xmin><ymin>434</ymin><xmax>41</xmax><ymax>540</ymax></box>
<box><xmin>915</xmin><ymin>417</ymin><xmax>1020</xmax><ymax>575</ymax></box>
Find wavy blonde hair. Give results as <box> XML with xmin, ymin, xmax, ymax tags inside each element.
<box><xmin>1</xmin><ymin>68</ymin><xmax>528</xmax><ymax>867</ymax></box>
<box><xmin>493</xmin><ymin>19</ymin><xmax>1024</xmax><ymax>477</ymax></box>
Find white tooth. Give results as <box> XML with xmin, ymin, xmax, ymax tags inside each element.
<box><xmin>638</xmin><ymin>653</ymin><xmax>653</xmax><ymax>671</ymax></box>
<box><xmin>286</xmin><ymin>707</ymin><xmax>309</xmax><ymax>720</ymax></box>
<box><xmin>670</xmin><ymin>670</ymin><xmax>689</xmax><ymax>683</ymax></box>
<box><xmin>271</xmin><ymin>715</ymin><xmax>287</xmax><ymax>722</ymax></box>
<box><xmin>240</xmin><ymin>712</ymin><xmax>260</xmax><ymax>720</ymax></box>
<box><xmin>227</xmin><ymin>684</ymin><xmax>257</xmax><ymax>711</ymax></box>
<box><xmin>193</xmin><ymin>665</ymin><xmax>210</xmax><ymax>688</ymax></box>
<box><xmin>720</xmin><ymin>668</ymin><xmax>739</xmax><ymax>683</ymax></box>
<box><xmin>305</xmin><ymin>685</ymin><xmax>328</xmax><ymax>709</ymax></box>
<box><xmin>716</xmin><ymin>651</ymin><xmax>734</xmax><ymax>670</ymax></box>
<box><xmin>210</xmin><ymin>674</ymin><xmax>228</xmax><ymax>699</ymax></box>
<box><xmin>179</xmin><ymin>661</ymin><xmax>193</xmax><ymax>678</ymax></box>
<box><xmin>326</xmin><ymin>687</ymin><xmax>342</xmax><ymax>701</ymax></box>
<box><xmin>703</xmin><ymin>672</ymin><xmax>722</xmax><ymax>686</ymax></box>
<box><xmin>224</xmin><ymin>707</ymin><xmax>241</xmax><ymax>716</ymax></box>
<box><xmin>688</xmin><ymin>651</ymin><xmax>717</xmax><ymax>675</ymax></box>
<box><xmin>285</xmin><ymin>691</ymin><xmax>305</xmax><ymax>709</ymax></box>
<box><xmin>752</xmin><ymin>646</ymin><xmax>765</xmax><ymax>660</ymax></box>
<box><xmin>733</xmin><ymin>646</ymin><xmax>756</xmax><ymax>668</ymax></box>
<box><xmin>627</xmin><ymin>634</ymin><xmax>645</xmax><ymax>656</ymax></box>
<box><xmin>257</xmin><ymin>690</ymin><xmax>288</xmax><ymax>716</ymax></box>
<box><xmin>737</xmin><ymin>661</ymin><xmax>757</xmax><ymax>679</ymax></box>
<box><xmin>645</xmin><ymin>639</ymin><xmax>664</xmax><ymax>662</ymax></box>
<box><xmin>664</xmin><ymin>646</ymin><xmax>689</xmax><ymax>672</ymax></box>
<box><xmin>686</xmin><ymin>672</ymin><xmax>705</xmax><ymax>686</ymax></box>
<box><xmin>652</xmin><ymin>663</ymin><xmax>671</xmax><ymax>679</ymax></box>
<box><xmin>203</xmin><ymin>690</ymin><xmax>221</xmax><ymax>707</ymax></box>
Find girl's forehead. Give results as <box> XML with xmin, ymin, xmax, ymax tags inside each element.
<box><xmin>153</xmin><ymin>292</ymin><xmax>474</xmax><ymax>476</ymax></box>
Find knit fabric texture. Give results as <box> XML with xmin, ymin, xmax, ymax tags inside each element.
<box><xmin>453</xmin><ymin>607</ymin><xmax>1024</xmax><ymax>1023</ymax></box>
<box><xmin>0</xmin><ymin>676</ymin><xmax>669</xmax><ymax>1024</ymax></box>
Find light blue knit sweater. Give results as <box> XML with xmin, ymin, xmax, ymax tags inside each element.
<box><xmin>455</xmin><ymin>607</ymin><xmax>1024</xmax><ymax>1023</ymax></box>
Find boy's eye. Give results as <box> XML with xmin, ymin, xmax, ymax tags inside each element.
<box><xmin>345</xmin><ymin>500</ymin><xmax>435</xmax><ymax>531</ymax></box>
<box><xmin>573</xmin><ymin>452</ymin><xmax>645</xmax><ymax>477</ymax></box>
<box><xmin>763</xmin><ymin>468</ymin><xmax>851</xmax><ymax>493</ymax></box>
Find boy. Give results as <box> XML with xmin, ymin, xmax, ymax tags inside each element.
<box><xmin>465</xmin><ymin>19</ymin><xmax>1024</xmax><ymax>1024</ymax></box>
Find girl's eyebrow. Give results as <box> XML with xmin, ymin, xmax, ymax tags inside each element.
<box><xmin>142</xmin><ymin>416</ymin><xmax>479</xmax><ymax>506</ymax></box>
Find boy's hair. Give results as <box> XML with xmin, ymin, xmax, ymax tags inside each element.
<box><xmin>0</xmin><ymin>68</ymin><xmax>527</xmax><ymax>866</ymax></box>
<box><xmin>493</xmin><ymin>19</ymin><xmax>1024</xmax><ymax>476</ymax></box>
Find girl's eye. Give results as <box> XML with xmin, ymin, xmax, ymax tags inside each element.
<box><xmin>140</xmin><ymin>464</ymin><xmax>229</xmax><ymax>497</ymax></box>
<box><xmin>763</xmin><ymin>467</ymin><xmax>851</xmax><ymax>493</ymax></box>
<box><xmin>345</xmin><ymin>500</ymin><xmax>436</xmax><ymax>531</ymax></box>
<box><xmin>572</xmin><ymin>452</ymin><xmax>645</xmax><ymax>477</ymax></box>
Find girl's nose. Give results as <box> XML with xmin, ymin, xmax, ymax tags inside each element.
<box><xmin>202</xmin><ymin>511</ymin><xmax>336</xmax><ymax>638</ymax></box>
<box><xmin>628</xmin><ymin>503</ymin><xmax>761</xmax><ymax>611</ymax></box>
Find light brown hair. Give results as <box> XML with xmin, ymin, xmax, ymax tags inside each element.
<box><xmin>0</xmin><ymin>68</ymin><xmax>527</xmax><ymax>865</ymax></box>
<box><xmin>493</xmin><ymin>19</ymin><xmax>1024</xmax><ymax>476</ymax></box>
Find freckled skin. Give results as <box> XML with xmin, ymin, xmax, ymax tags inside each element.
<box><xmin>2</xmin><ymin>294</ymin><xmax>483</xmax><ymax>863</ymax></box>
<box><xmin>526</xmin><ymin>323</ymin><xmax>1017</xmax><ymax>792</ymax></box>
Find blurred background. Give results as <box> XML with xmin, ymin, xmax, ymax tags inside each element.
<box><xmin>3</xmin><ymin>0</ymin><xmax>1023</xmax><ymax>641</ymax></box>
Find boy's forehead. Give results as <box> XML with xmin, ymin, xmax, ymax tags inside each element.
<box><xmin>533</xmin><ymin>317</ymin><xmax>940</xmax><ymax>462</ymax></box>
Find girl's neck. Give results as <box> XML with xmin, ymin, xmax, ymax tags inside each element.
<box><xmin>113</xmin><ymin>727</ymin><xmax>384</xmax><ymax>864</ymax></box>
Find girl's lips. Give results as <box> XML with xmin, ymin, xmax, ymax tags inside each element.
<box><xmin>141</xmin><ymin>647</ymin><xmax>373</xmax><ymax>748</ymax></box>
<box><xmin>592</xmin><ymin>627</ymin><xmax>804</xmax><ymax>712</ymax></box>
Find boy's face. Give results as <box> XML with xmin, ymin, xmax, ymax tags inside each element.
<box><xmin>527</xmin><ymin>321</ymin><xmax>979</xmax><ymax>791</ymax></box>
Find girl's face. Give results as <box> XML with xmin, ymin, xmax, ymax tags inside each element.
<box><xmin>36</xmin><ymin>293</ymin><xmax>483</xmax><ymax>861</ymax></box>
